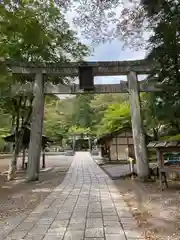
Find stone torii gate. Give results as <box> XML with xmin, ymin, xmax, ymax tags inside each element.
<box><xmin>4</xmin><ymin>59</ymin><xmax>158</xmax><ymax>180</ymax></box>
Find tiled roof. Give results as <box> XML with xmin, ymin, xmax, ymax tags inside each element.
<box><xmin>147</xmin><ymin>141</ymin><xmax>180</xmax><ymax>148</ymax></box>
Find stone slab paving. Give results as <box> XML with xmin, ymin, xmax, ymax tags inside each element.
<box><xmin>0</xmin><ymin>152</ymin><xmax>145</xmax><ymax>240</ymax></box>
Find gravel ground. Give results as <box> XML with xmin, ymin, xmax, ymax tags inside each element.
<box><xmin>0</xmin><ymin>155</ymin><xmax>73</xmax><ymax>220</ymax></box>
<box><xmin>114</xmin><ymin>178</ymin><xmax>180</xmax><ymax>240</ymax></box>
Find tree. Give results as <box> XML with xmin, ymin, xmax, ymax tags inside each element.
<box><xmin>44</xmin><ymin>96</ymin><xmax>69</xmax><ymax>144</ymax></box>
<box><xmin>64</xmin><ymin>0</ymin><xmax>150</xmax><ymax>48</ymax></box>
<box><xmin>141</xmin><ymin>93</ymin><xmax>162</xmax><ymax>140</ymax></box>
<box><xmin>0</xmin><ymin>103</ymin><xmax>12</xmax><ymax>152</ymax></box>
<box><xmin>0</xmin><ymin>1</ymin><xmax>89</xmax><ymax>181</ymax></box>
<box><xmin>0</xmin><ymin>95</ymin><xmax>33</xmax><ymax>180</ymax></box>
<box><xmin>71</xmin><ymin>94</ymin><xmax>95</xmax><ymax>129</ymax></box>
<box><xmin>68</xmin><ymin>126</ymin><xmax>91</xmax><ymax>135</ymax></box>
<box><xmin>141</xmin><ymin>1</ymin><xmax>180</xmax><ymax>137</ymax></box>
<box><xmin>0</xmin><ymin>1</ymin><xmax>89</xmax><ymax>62</ymax></box>
<box><xmin>90</xmin><ymin>93</ymin><xmax>129</xmax><ymax>132</ymax></box>
<box><xmin>97</xmin><ymin>101</ymin><xmax>131</xmax><ymax>136</ymax></box>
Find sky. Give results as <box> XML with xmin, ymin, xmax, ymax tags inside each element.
<box><xmin>57</xmin><ymin>41</ymin><xmax>146</xmax><ymax>99</ymax></box>
<box><xmin>87</xmin><ymin>39</ymin><xmax>146</xmax><ymax>84</ymax></box>
<box><xmin>57</xmin><ymin>39</ymin><xmax>147</xmax><ymax>99</ymax></box>
<box><xmin>57</xmin><ymin>4</ymin><xmax>147</xmax><ymax>99</ymax></box>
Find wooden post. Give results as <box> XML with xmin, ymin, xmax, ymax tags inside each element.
<box><xmin>115</xmin><ymin>136</ymin><xmax>118</xmax><ymax>160</ymax></box>
<box><xmin>21</xmin><ymin>147</ymin><xmax>26</xmax><ymax>169</ymax></box>
<box><xmin>157</xmin><ymin>149</ymin><xmax>163</xmax><ymax>189</ymax></box>
<box><xmin>42</xmin><ymin>148</ymin><xmax>45</xmax><ymax>169</ymax></box>
<box><xmin>27</xmin><ymin>72</ymin><xmax>45</xmax><ymax>181</ymax></box>
<box><xmin>88</xmin><ymin>137</ymin><xmax>91</xmax><ymax>153</ymax></box>
<box><xmin>128</xmin><ymin>71</ymin><xmax>149</xmax><ymax>179</ymax></box>
<box><xmin>72</xmin><ymin>136</ymin><xmax>76</xmax><ymax>153</ymax></box>
<box><xmin>157</xmin><ymin>149</ymin><xmax>168</xmax><ymax>190</ymax></box>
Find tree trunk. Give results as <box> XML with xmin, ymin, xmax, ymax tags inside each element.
<box><xmin>153</xmin><ymin>128</ymin><xmax>159</xmax><ymax>141</ymax></box>
<box><xmin>8</xmin><ymin>129</ymin><xmax>23</xmax><ymax>180</ymax></box>
<box><xmin>21</xmin><ymin>114</ymin><xmax>25</xmax><ymax>169</ymax></box>
<box><xmin>36</xmin><ymin>148</ymin><xmax>42</xmax><ymax>173</ymax></box>
<box><xmin>88</xmin><ymin>137</ymin><xmax>91</xmax><ymax>152</ymax></box>
<box><xmin>7</xmin><ymin>138</ymin><xmax>19</xmax><ymax>181</ymax></box>
<box><xmin>9</xmin><ymin>115</ymin><xmax>15</xmax><ymax>153</ymax></box>
<box><xmin>27</xmin><ymin>73</ymin><xmax>44</xmax><ymax>181</ymax></box>
<box><xmin>72</xmin><ymin>136</ymin><xmax>76</xmax><ymax>152</ymax></box>
<box><xmin>21</xmin><ymin>147</ymin><xmax>26</xmax><ymax>170</ymax></box>
<box><xmin>8</xmin><ymin>96</ymin><xmax>33</xmax><ymax>180</ymax></box>
<box><xmin>7</xmin><ymin>98</ymin><xmax>21</xmax><ymax>180</ymax></box>
<box><xmin>128</xmin><ymin>71</ymin><xmax>149</xmax><ymax>179</ymax></box>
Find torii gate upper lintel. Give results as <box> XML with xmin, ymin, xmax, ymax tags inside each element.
<box><xmin>7</xmin><ymin>59</ymin><xmax>153</xmax><ymax>76</ymax></box>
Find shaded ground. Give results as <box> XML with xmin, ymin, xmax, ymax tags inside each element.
<box><xmin>92</xmin><ymin>156</ymin><xmax>133</xmax><ymax>178</ymax></box>
<box><xmin>0</xmin><ymin>155</ymin><xmax>73</xmax><ymax>221</ymax></box>
<box><xmin>93</xmin><ymin>156</ymin><xmax>157</xmax><ymax>179</ymax></box>
<box><xmin>114</xmin><ymin>178</ymin><xmax>180</xmax><ymax>240</ymax></box>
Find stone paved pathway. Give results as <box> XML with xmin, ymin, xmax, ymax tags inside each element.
<box><xmin>0</xmin><ymin>152</ymin><xmax>144</xmax><ymax>240</ymax></box>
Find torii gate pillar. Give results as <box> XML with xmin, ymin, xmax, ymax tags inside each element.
<box><xmin>128</xmin><ymin>71</ymin><xmax>149</xmax><ymax>179</ymax></box>
<box><xmin>27</xmin><ymin>72</ymin><xmax>45</xmax><ymax>181</ymax></box>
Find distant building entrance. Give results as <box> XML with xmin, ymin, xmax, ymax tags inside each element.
<box><xmin>66</xmin><ymin>134</ymin><xmax>95</xmax><ymax>152</ymax></box>
<box><xmin>74</xmin><ymin>138</ymin><xmax>89</xmax><ymax>151</ymax></box>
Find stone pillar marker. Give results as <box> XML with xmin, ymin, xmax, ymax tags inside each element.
<box><xmin>128</xmin><ymin>71</ymin><xmax>149</xmax><ymax>179</ymax></box>
<box><xmin>27</xmin><ymin>72</ymin><xmax>45</xmax><ymax>181</ymax></box>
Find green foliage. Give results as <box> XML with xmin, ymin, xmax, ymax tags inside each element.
<box><xmin>161</xmin><ymin>135</ymin><xmax>180</xmax><ymax>141</ymax></box>
<box><xmin>71</xmin><ymin>94</ymin><xmax>94</xmax><ymax>129</ymax></box>
<box><xmin>138</xmin><ymin>0</ymin><xmax>180</xmax><ymax>138</ymax></box>
<box><xmin>44</xmin><ymin>96</ymin><xmax>69</xmax><ymax>143</ymax></box>
<box><xmin>68</xmin><ymin>126</ymin><xmax>91</xmax><ymax>135</ymax></box>
<box><xmin>145</xmin><ymin>1</ymin><xmax>180</xmax><ymax>106</ymax></box>
<box><xmin>43</xmin><ymin>92</ymin><xmax>131</xmax><ymax>141</ymax></box>
<box><xmin>0</xmin><ymin>138</ymin><xmax>6</xmax><ymax>152</ymax></box>
<box><xmin>0</xmin><ymin>1</ymin><xmax>89</xmax><ymax>63</ymax></box>
<box><xmin>141</xmin><ymin>93</ymin><xmax>163</xmax><ymax>138</ymax></box>
<box><xmin>97</xmin><ymin>102</ymin><xmax>131</xmax><ymax>136</ymax></box>
<box><xmin>0</xmin><ymin>1</ymin><xmax>89</xmax><ymax>147</ymax></box>
<box><xmin>90</xmin><ymin>93</ymin><xmax>129</xmax><ymax>132</ymax></box>
<box><xmin>90</xmin><ymin>94</ymin><xmax>128</xmax><ymax>112</ymax></box>
<box><xmin>2</xmin><ymin>0</ymin><xmax>180</xmax><ymax>147</ymax></box>
<box><xmin>0</xmin><ymin>1</ymin><xmax>89</xmax><ymax>95</ymax></box>
<box><xmin>66</xmin><ymin>93</ymin><xmax>131</xmax><ymax>137</ymax></box>
<box><xmin>44</xmin><ymin>94</ymin><xmax>94</xmax><ymax>142</ymax></box>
